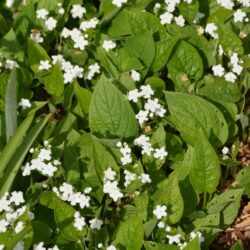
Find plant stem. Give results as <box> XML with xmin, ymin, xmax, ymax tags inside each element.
<box><xmin>202</xmin><ymin>192</ymin><xmax>207</xmax><ymax>210</ymax></box>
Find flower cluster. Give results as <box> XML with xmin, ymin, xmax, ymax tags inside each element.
<box><xmin>103</xmin><ymin>168</ymin><xmax>123</xmax><ymax>202</ymax></box>
<box><xmin>33</xmin><ymin>242</ymin><xmax>59</xmax><ymax>250</ymax></box>
<box><xmin>128</xmin><ymin>85</ymin><xmax>166</xmax><ymax>126</ymax></box>
<box><xmin>212</xmin><ymin>52</ymin><xmax>243</xmax><ymax>83</ymax></box>
<box><xmin>0</xmin><ymin>191</ymin><xmax>28</xmax><ymax>234</ymax></box>
<box><xmin>53</xmin><ymin>183</ymin><xmax>91</xmax><ymax>209</ymax></box>
<box><xmin>22</xmin><ymin>142</ymin><xmax>59</xmax><ymax>177</ymax></box>
<box><xmin>134</xmin><ymin>135</ymin><xmax>168</xmax><ymax>159</ymax></box>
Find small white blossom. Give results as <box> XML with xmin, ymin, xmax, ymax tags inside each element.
<box><xmin>139</xmin><ymin>173</ymin><xmax>151</xmax><ymax>184</ymax></box>
<box><xmin>80</xmin><ymin>18</ymin><xmax>99</xmax><ymax>32</ymax></box>
<box><xmin>36</xmin><ymin>9</ymin><xmax>49</xmax><ymax>20</ymax></box>
<box><xmin>212</xmin><ymin>64</ymin><xmax>225</xmax><ymax>77</ymax></box>
<box><xmin>166</xmin><ymin>226</ymin><xmax>171</xmax><ymax>232</ymax></box>
<box><xmin>136</xmin><ymin>110</ymin><xmax>149</xmax><ymax>125</ymax></box>
<box><xmin>217</xmin><ymin>0</ymin><xmax>234</xmax><ymax>9</ymax></box>
<box><xmin>5</xmin><ymin>59</ymin><xmax>19</xmax><ymax>69</ymax></box>
<box><xmin>89</xmin><ymin>218</ymin><xmax>104</xmax><ymax>230</ymax></box>
<box><xmin>112</xmin><ymin>0</ymin><xmax>127</xmax><ymax>7</ymax></box>
<box><xmin>224</xmin><ymin>72</ymin><xmax>237</xmax><ymax>83</ymax></box>
<box><xmin>175</xmin><ymin>15</ymin><xmax>185</xmax><ymax>27</ymax></box>
<box><xmin>160</xmin><ymin>12</ymin><xmax>173</xmax><ymax>25</ymax></box>
<box><xmin>140</xmin><ymin>85</ymin><xmax>154</xmax><ymax>99</ymax></box>
<box><xmin>104</xmin><ymin>168</ymin><xmax>117</xmax><ymax>181</ymax></box>
<box><xmin>0</xmin><ymin>219</ymin><xmax>9</xmax><ymax>233</ymax></box>
<box><xmin>153</xmin><ymin>205</ymin><xmax>167</xmax><ymax>219</ymax></box>
<box><xmin>222</xmin><ymin>146</ymin><xmax>229</xmax><ymax>155</ymax></box>
<box><xmin>30</xmin><ymin>32</ymin><xmax>43</xmax><ymax>43</ymax></box>
<box><xmin>15</xmin><ymin>221</ymin><xmax>24</xmax><ymax>233</ymax></box>
<box><xmin>103</xmin><ymin>180</ymin><xmax>123</xmax><ymax>201</ymax></box>
<box><xmin>128</xmin><ymin>89</ymin><xmax>141</xmax><ymax>103</ymax></box>
<box><xmin>33</xmin><ymin>242</ymin><xmax>46</xmax><ymax>250</ymax></box>
<box><xmin>74</xmin><ymin>212</ymin><xmax>86</xmax><ymax>231</ymax></box>
<box><xmin>234</xmin><ymin>9</ymin><xmax>246</xmax><ymax>22</ymax></box>
<box><xmin>103</xmin><ymin>40</ymin><xmax>116</xmax><ymax>51</ymax></box>
<box><xmin>158</xmin><ymin>221</ymin><xmax>165</xmax><ymax>228</ymax></box>
<box><xmin>124</xmin><ymin>170</ymin><xmax>137</xmax><ymax>187</ymax></box>
<box><xmin>205</xmin><ymin>23</ymin><xmax>218</xmax><ymax>39</ymax></box>
<box><xmin>85</xmin><ymin>63</ymin><xmax>100</xmax><ymax>80</ymax></box>
<box><xmin>18</xmin><ymin>98</ymin><xmax>31</xmax><ymax>109</ymax></box>
<box><xmin>130</xmin><ymin>70</ymin><xmax>141</xmax><ymax>82</ymax></box>
<box><xmin>166</xmin><ymin>234</ymin><xmax>182</xmax><ymax>244</ymax></box>
<box><xmin>45</xmin><ymin>17</ymin><xmax>57</xmax><ymax>31</ymax></box>
<box><xmin>154</xmin><ymin>147</ymin><xmax>168</xmax><ymax>160</ymax></box>
<box><xmin>10</xmin><ymin>191</ymin><xmax>25</xmax><ymax>206</ymax></box>
<box><xmin>71</xmin><ymin>4</ymin><xmax>86</xmax><ymax>19</ymax></box>
<box><xmin>38</xmin><ymin>60</ymin><xmax>51</xmax><ymax>70</ymax></box>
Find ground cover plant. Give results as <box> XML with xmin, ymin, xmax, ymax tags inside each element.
<box><xmin>0</xmin><ymin>0</ymin><xmax>250</xmax><ymax>249</ymax></box>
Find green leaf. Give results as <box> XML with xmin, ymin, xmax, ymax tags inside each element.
<box><xmin>167</xmin><ymin>40</ymin><xmax>203</xmax><ymax>90</ymax></box>
<box><xmin>31</xmin><ymin>220</ymin><xmax>52</xmax><ymax>243</ymax></box>
<box><xmin>152</xmin><ymin>176</ymin><xmax>184</xmax><ymax>224</ymax></box>
<box><xmin>0</xmin><ymin>28</ymin><xmax>24</xmax><ymax>61</ymax></box>
<box><xmin>230</xmin><ymin>241</ymin><xmax>244</xmax><ymax>250</ymax></box>
<box><xmin>151</xmin><ymin>35</ymin><xmax>180</xmax><ymax>72</ymax></box>
<box><xmin>198</xmin><ymin>75</ymin><xmax>242</xmax><ymax>103</ymax></box>
<box><xmin>183</xmin><ymin>237</ymin><xmax>201</xmax><ymax>250</ymax></box>
<box><xmin>165</xmin><ymin>91</ymin><xmax>228</xmax><ymax>147</ymax></box>
<box><xmin>190</xmin><ymin>129</ymin><xmax>220</xmax><ymax>194</ymax></box>
<box><xmin>0</xmin><ymin>113</ymin><xmax>51</xmax><ymax>197</ymax></box>
<box><xmin>178</xmin><ymin>0</ymin><xmax>199</xmax><ymax>23</ymax></box>
<box><xmin>89</xmin><ymin>75</ymin><xmax>138</xmax><ymax>139</ymax></box>
<box><xmin>28</xmin><ymin>38</ymin><xmax>50</xmax><ymax>74</ymax></box>
<box><xmin>54</xmin><ymin>199</ymin><xmax>87</xmax><ymax>241</ymax></box>
<box><xmin>5</xmin><ymin>68</ymin><xmax>17</xmax><ymax>142</ymax></box>
<box><xmin>114</xmin><ymin>216</ymin><xmax>144</xmax><ymax>250</ymax></box>
<box><xmin>124</xmin><ymin>32</ymin><xmax>155</xmax><ymax>76</ymax></box>
<box><xmin>207</xmin><ymin>188</ymin><xmax>244</xmax><ymax>227</ymax></box>
<box><xmin>44</xmin><ymin>61</ymin><xmax>64</xmax><ymax>97</ymax></box>
<box><xmin>193</xmin><ymin>213</ymin><xmax>220</xmax><ymax>228</ymax></box>
<box><xmin>217</xmin><ymin>21</ymin><xmax>244</xmax><ymax>56</ymax></box>
<box><xmin>74</xmin><ymin>82</ymin><xmax>92</xmax><ymax>115</ymax></box>
<box><xmin>144</xmin><ymin>241</ymin><xmax>179</xmax><ymax>250</ymax></box>
<box><xmin>236</xmin><ymin>168</ymin><xmax>250</xmax><ymax>197</ymax></box>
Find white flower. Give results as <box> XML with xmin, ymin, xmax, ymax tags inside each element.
<box><xmin>106</xmin><ymin>246</ymin><xmax>116</xmax><ymax>250</ymax></box>
<box><xmin>84</xmin><ymin>187</ymin><xmax>92</xmax><ymax>194</ymax></box>
<box><xmin>36</xmin><ymin>9</ymin><xmax>49</xmax><ymax>19</ymax></box>
<box><xmin>205</xmin><ymin>23</ymin><xmax>218</xmax><ymax>39</ymax></box>
<box><xmin>33</xmin><ymin>242</ymin><xmax>46</xmax><ymax>250</ymax></box>
<box><xmin>45</xmin><ymin>17</ymin><xmax>57</xmax><ymax>31</ymax></box>
<box><xmin>103</xmin><ymin>40</ymin><xmax>116</xmax><ymax>51</ymax></box>
<box><xmin>85</xmin><ymin>63</ymin><xmax>100</xmax><ymax>80</ymax></box>
<box><xmin>212</xmin><ymin>64</ymin><xmax>225</xmax><ymax>77</ymax></box>
<box><xmin>232</xmin><ymin>64</ymin><xmax>243</xmax><ymax>75</ymax></box>
<box><xmin>237</xmin><ymin>0</ymin><xmax>250</xmax><ymax>7</ymax></box>
<box><xmin>190</xmin><ymin>231</ymin><xmax>205</xmax><ymax>243</ymax></box>
<box><xmin>74</xmin><ymin>212</ymin><xmax>86</xmax><ymax>231</ymax></box>
<box><xmin>158</xmin><ymin>221</ymin><xmax>165</xmax><ymax>228</ymax></box>
<box><xmin>103</xmin><ymin>181</ymin><xmax>123</xmax><ymax>201</ymax></box>
<box><xmin>154</xmin><ymin>147</ymin><xmax>168</xmax><ymax>160</ymax></box>
<box><xmin>58</xmin><ymin>8</ymin><xmax>65</xmax><ymax>14</ymax></box>
<box><xmin>166</xmin><ymin>234</ymin><xmax>182</xmax><ymax>244</ymax></box>
<box><xmin>153</xmin><ymin>205</ymin><xmax>167</xmax><ymax>219</ymax></box>
<box><xmin>165</xmin><ymin>226</ymin><xmax>171</xmax><ymax>232</ymax></box>
<box><xmin>217</xmin><ymin>0</ymin><xmax>234</xmax><ymax>9</ymax></box>
<box><xmin>5</xmin><ymin>0</ymin><xmax>14</xmax><ymax>8</ymax></box>
<box><xmin>130</xmin><ymin>70</ymin><xmax>141</xmax><ymax>82</ymax></box>
<box><xmin>38</xmin><ymin>148</ymin><xmax>52</xmax><ymax>161</ymax></box>
<box><xmin>175</xmin><ymin>15</ymin><xmax>185</xmax><ymax>27</ymax></box>
<box><xmin>89</xmin><ymin>218</ymin><xmax>104</xmax><ymax>230</ymax></box>
<box><xmin>61</xmin><ymin>28</ymin><xmax>71</xmax><ymax>38</ymax></box>
<box><xmin>15</xmin><ymin>221</ymin><xmax>24</xmax><ymax>233</ymax></box>
<box><xmin>234</xmin><ymin>9</ymin><xmax>246</xmax><ymax>22</ymax></box>
<box><xmin>0</xmin><ymin>193</ymin><xmax>11</xmax><ymax>213</ymax></box>
<box><xmin>134</xmin><ymin>135</ymin><xmax>150</xmax><ymax>147</ymax></box>
<box><xmin>80</xmin><ymin>18</ymin><xmax>99</xmax><ymax>31</ymax></box>
<box><xmin>10</xmin><ymin>191</ymin><xmax>25</xmax><ymax>206</ymax></box>
<box><xmin>104</xmin><ymin>168</ymin><xmax>117</xmax><ymax>181</ymax></box>
<box><xmin>140</xmin><ymin>85</ymin><xmax>154</xmax><ymax>99</ymax></box>
<box><xmin>18</xmin><ymin>98</ymin><xmax>31</xmax><ymax>109</ymax></box>
<box><xmin>30</xmin><ymin>32</ymin><xmax>43</xmax><ymax>43</ymax></box>
<box><xmin>0</xmin><ymin>244</ymin><xmax>5</xmax><ymax>250</ymax></box>
<box><xmin>112</xmin><ymin>0</ymin><xmax>127</xmax><ymax>7</ymax></box>
<box><xmin>0</xmin><ymin>219</ymin><xmax>9</xmax><ymax>233</ymax></box>
<box><xmin>71</xmin><ymin>4</ymin><xmax>86</xmax><ymax>19</ymax></box>
<box><xmin>5</xmin><ymin>59</ymin><xmax>19</xmax><ymax>69</ymax></box>
<box><xmin>136</xmin><ymin>110</ymin><xmax>149</xmax><ymax>125</ymax></box>
<box><xmin>139</xmin><ymin>173</ymin><xmax>151</xmax><ymax>184</ymax></box>
<box><xmin>222</xmin><ymin>146</ymin><xmax>229</xmax><ymax>155</ymax></box>
<box><xmin>128</xmin><ymin>89</ymin><xmax>141</xmax><ymax>103</ymax></box>
<box><xmin>38</xmin><ymin>60</ymin><xmax>51</xmax><ymax>70</ymax></box>
<box><xmin>124</xmin><ymin>170</ymin><xmax>137</xmax><ymax>187</ymax></box>
<box><xmin>160</xmin><ymin>12</ymin><xmax>173</xmax><ymax>25</ymax></box>
<box><xmin>224</xmin><ymin>72</ymin><xmax>237</xmax><ymax>83</ymax></box>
